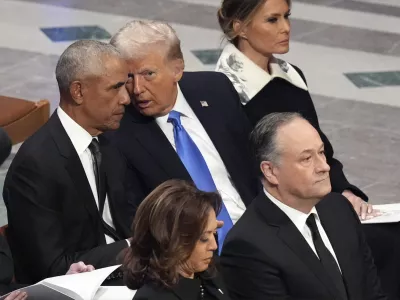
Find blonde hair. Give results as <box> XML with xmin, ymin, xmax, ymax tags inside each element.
<box><xmin>110</xmin><ymin>20</ymin><xmax>183</xmax><ymax>61</ymax></box>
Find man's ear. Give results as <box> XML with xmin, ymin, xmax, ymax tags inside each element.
<box><xmin>69</xmin><ymin>81</ymin><xmax>84</xmax><ymax>105</ymax></box>
<box><xmin>170</xmin><ymin>58</ymin><xmax>184</xmax><ymax>82</ymax></box>
<box><xmin>260</xmin><ymin>161</ymin><xmax>279</xmax><ymax>186</ymax></box>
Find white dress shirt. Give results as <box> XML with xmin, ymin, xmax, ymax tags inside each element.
<box><xmin>155</xmin><ymin>85</ymin><xmax>246</xmax><ymax>223</ymax></box>
<box><xmin>265</xmin><ymin>189</ymin><xmax>342</xmax><ymax>272</ymax></box>
<box><xmin>57</xmin><ymin>107</ymin><xmax>116</xmax><ymax>244</ymax></box>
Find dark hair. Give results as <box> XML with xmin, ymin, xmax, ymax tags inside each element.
<box><xmin>250</xmin><ymin>112</ymin><xmax>302</xmax><ymax>177</ymax></box>
<box><xmin>218</xmin><ymin>0</ymin><xmax>292</xmax><ymax>46</ymax></box>
<box><xmin>123</xmin><ymin>179</ymin><xmax>222</xmax><ymax>290</ymax></box>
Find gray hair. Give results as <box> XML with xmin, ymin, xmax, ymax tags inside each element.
<box><xmin>55</xmin><ymin>40</ymin><xmax>122</xmax><ymax>94</ymax></box>
<box><xmin>110</xmin><ymin>20</ymin><xmax>183</xmax><ymax>61</ymax></box>
<box><xmin>250</xmin><ymin>112</ymin><xmax>303</xmax><ymax>176</ymax></box>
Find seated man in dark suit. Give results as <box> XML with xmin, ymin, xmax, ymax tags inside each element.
<box><xmin>220</xmin><ymin>112</ymin><xmax>387</xmax><ymax>300</ymax></box>
<box><xmin>3</xmin><ymin>40</ymin><xmax>132</xmax><ymax>283</ymax></box>
<box><xmin>0</xmin><ymin>128</ymin><xmax>11</xmax><ymax>166</ymax></box>
<box><xmin>107</xmin><ymin>20</ymin><xmax>260</xmax><ymax>247</ymax></box>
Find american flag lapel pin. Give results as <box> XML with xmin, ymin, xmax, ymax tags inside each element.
<box><xmin>200</xmin><ymin>101</ymin><xmax>209</xmax><ymax>107</ymax></box>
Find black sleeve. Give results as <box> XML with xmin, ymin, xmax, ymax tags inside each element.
<box><xmin>0</xmin><ymin>128</ymin><xmax>12</xmax><ymax>167</ymax></box>
<box><xmin>221</xmin><ymin>239</ymin><xmax>290</xmax><ymax>300</ymax></box>
<box><xmin>4</xmin><ymin>158</ymin><xmax>128</xmax><ymax>282</ymax></box>
<box><xmin>342</xmin><ymin>198</ymin><xmax>388</xmax><ymax>300</ymax></box>
<box><xmin>0</xmin><ymin>235</ymin><xmax>13</xmax><ymax>286</ymax></box>
<box><xmin>293</xmin><ymin>66</ymin><xmax>368</xmax><ymax>201</ymax></box>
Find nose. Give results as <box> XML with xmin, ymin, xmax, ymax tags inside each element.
<box><xmin>133</xmin><ymin>75</ymin><xmax>145</xmax><ymax>96</ymax></box>
<box><xmin>209</xmin><ymin>233</ymin><xmax>218</xmax><ymax>252</ymax></box>
<box><xmin>281</xmin><ymin>18</ymin><xmax>290</xmax><ymax>34</ymax></box>
<box><xmin>316</xmin><ymin>154</ymin><xmax>330</xmax><ymax>173</ymax></box>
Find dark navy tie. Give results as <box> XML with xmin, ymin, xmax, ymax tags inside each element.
<box><xmin>168</xmin><ymin>110</ymin><xmax>233</xmax><ymax>252</ymax></box>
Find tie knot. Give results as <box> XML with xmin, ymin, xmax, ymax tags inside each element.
<box><xmin>167</xmin><ymin>110</ymin><xmax>182</xmax><ymax>128</ymax></box>
<box><xmin>89</xmin><ymin>138</ymin><xmax>101</xmax><ymax>154</ymax></box>
<box><xmin>306</xmin><ymin>213</ymin><xmax>318</xmax><ymax>231</ymax></box>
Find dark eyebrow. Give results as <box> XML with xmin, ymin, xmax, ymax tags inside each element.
<box><xmin>109</xmin><ymin>81</ymin><xmax>126</xmax><ymax>90</ymax></box>
<box><xmin>267</xmin><ymin>9</ymin><xmax>291</xmax><ymax>17</ymax></box>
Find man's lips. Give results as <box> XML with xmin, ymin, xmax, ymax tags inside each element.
<box><xmin>135</xmin><ymin>100</ymin><xmax>151</xmax><ymax>108</ymax></box>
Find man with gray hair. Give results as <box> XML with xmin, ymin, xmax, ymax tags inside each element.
<box><xmin>220</xmin><ymin>112</ymin><xmax>387</xmax><ymax>300</ymax></box>
<box><xmin>107</xmin><ymin>20</ymin><xmax>260</xmax><ymax>249</ymax></box>
<box><xmin>3</xmin><ymin>40</ymin><xmax>132</xmax><ymax>283</ymax></box>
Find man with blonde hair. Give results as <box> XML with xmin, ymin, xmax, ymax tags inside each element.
<box><xmin>107</xmin><ymin>20</ymin><xmax>260</xmax><ymax>249</ymax></box>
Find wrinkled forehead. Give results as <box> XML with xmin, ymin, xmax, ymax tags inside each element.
<box><xmin>125</xmin><ymin>45</ymin><xmax>170</xmax><ymax>71</ymax></box>
<box><xmin>91</xmin><ymin>56</ymin><xmax>129</xmax><ymax>85</ymax></box>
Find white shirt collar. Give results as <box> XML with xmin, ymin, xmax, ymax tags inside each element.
<box><xmin>264</xmin><ymin>188</ymin><xmax>319</xmax><ymax>233</ymax></box>
<box><xmin>156</xmin><ymin>84</ymin><xmax>194</xmax><ymax>124</ymax></box>
<box><xmin>215</xmin><ymin>43</ymin><xmax>308</xmax><ymax>105</ymax></box>
<box><xmin>57</xmin><ymin>107</ymin><xmax>94</xmax><ymax>156</ymax></box>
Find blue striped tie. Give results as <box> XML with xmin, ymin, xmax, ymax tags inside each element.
<box><xmin>168</xmin><ymin>110</ymin><xmax>233</xmax><ymax>253</ymax></box>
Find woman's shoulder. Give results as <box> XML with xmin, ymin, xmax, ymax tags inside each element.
<box><xmin>133</xmin><ymin>283</ymin><xmax>173</xmax><ymax>300</ymax></box>
<box><xmin>287</xmin><ymin>63</ymin><xmax>306</xmax><ymax>83</ymax></box>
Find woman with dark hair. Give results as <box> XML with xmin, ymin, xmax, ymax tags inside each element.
<box><xmin>123</xmin><ymin>179</ymin><xmax>230</xmax><ymax>300</ymax></box>
<box><xmin>215</xmin><ymin>0</ymin><xmax>373</xmax><ymax>216</ymax></box>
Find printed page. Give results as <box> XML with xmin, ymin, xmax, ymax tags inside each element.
<box><xmin>0</xmin><ymin>283</ymin><xmax>74</xmax><ymax>300</ymax></box>
<box><xmin>41</xmin><ymin>265</ymin><xmax>121</xmax><ymax>300</ymax></box>
<box><xmin>93</xmin><ymin>286</ymin><xmax>136</xmax><ymax>300</ymax></box>
<box><xmin>361</xmin><ymin>203</ymin><xmax>400</xmax><ymax>224</ymax></box>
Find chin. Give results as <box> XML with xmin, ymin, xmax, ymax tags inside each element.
<box><xmin>318</xmin><ymin>183</ymin><xmax>332</xmax><ymax>198</ymax></box>
<box><xmin>275</xmin><ymin>46</ymin><xmax>290</xmax><ymax>55</ymax></box>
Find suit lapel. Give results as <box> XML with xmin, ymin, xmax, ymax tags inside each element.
<box><xmin>126</xmin><ymin>105</ymin><xmax>191</xmax><ymax>181</ymax></box>
<box><xmin>207</xmin><ymin>275</ymin><xmax>231</xmax><ymax>300</ymax></box>
<box><xmin>49</xmin><ymin>114</ymin><xmax>105</xmax><ymax>244</ymax></box>
<box><xmin>254</xmin><ymin>193</ymin><xmax>342</xmax><ymax>299</ymax></box>
<box><xmin>97</xmin><ymin>136</ymin><xmax>125</xmax><ymax>240</ymax></box>
<box><xmin>179</xmin><ymin>74</ymin><xmax>237</xmax><ymax>179</ymax></box>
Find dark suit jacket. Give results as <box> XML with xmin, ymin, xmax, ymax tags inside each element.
<box><xmin>0</xmin><ymin>235</ymin><xmax>13</xmax><ymax>295</ymax></box>
<box><xmin>243</xmin><ymin>66</ymin><xmax>367</xmax><ymax>200</ymax></box>
<box><xmin>0</xmin><ymin>127</ymin><xmax>11</xmax><ymax>167</ymax></box>
<box><xmin>106</xmin><ymin>71</ymin><xmax>260</xmax><ymax>218</ymax></box>
<box><xmin>3</xmin><ymin>113</ymin><xmax>131</xmax><ymax>283</ymax></box>
<box><xmin>133</xmin><ymin>272</ymin><xmax>231</xmax><ymax>300</ymax></box>
<box><xmin>220</xmin><ymin>192</ymin><xmax>387</xmax><ymax>300</ymax></box>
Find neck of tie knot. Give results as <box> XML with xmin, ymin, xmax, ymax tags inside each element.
<box><xmin>306</xmin><ymin>214</ymin><xmax>319</xmax><ymax>239</ymax></box>
<box><xmin>89</xmin><ymin>138</ymin><xmax>101</xmax><ymax>154</ymax></box>
<box><xmin>168</xmin><ymin>110</ymin><xmax>183</xmax><ymax>129</ymax></box>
